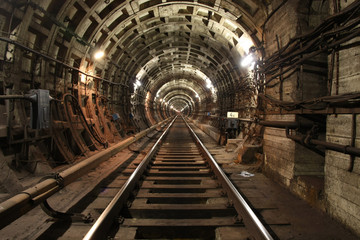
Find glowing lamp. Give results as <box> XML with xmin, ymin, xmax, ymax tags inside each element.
<box><xmin>241</xmin><ymin>54</ymin><xmax>254</xmax><ymax>67</ymax></box>
<box><xmin>94</xmin><ymin>50</ymin><xmax>105</xmax><ymax>60</ymax></box>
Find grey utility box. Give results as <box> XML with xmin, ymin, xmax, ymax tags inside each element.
<box><xmin>28</xmin><ymin>89</ymin><xmax>50</xmax><ymax>129</ymax></box>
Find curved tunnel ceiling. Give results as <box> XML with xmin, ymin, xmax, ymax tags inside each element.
<box><xmin>35</xmin><ymin>0</ymin><xmax>270</xmax><ymax>115</ymax></box>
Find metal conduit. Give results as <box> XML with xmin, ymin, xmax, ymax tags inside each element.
<box><xmin>0</xmin><ymin>119</ymin><xmax>170</xmax><ymax>230</ymax></box>
<box><xmin>258</xmin><ymin>120</ymin><xmax>314</xmax><ymax>129</ymax></box>
<box><xmin>285</xmin><ymin>128</ymin><xmax>360</xmax><ymax>157</ymax></box>
<box><xmin>183</xmin><ymin>116</ymin><xmax>273</xmax><ymax>240</ymax></box>
<box><xmin>258</xmin><ymin>120</ymin><xmax>360</xmax><ymax>157</ymax></box>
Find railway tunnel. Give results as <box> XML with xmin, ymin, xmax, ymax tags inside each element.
<box><xmin>0</xmin><ymin>0</ymin><xmax>359</xmax><ymax>239</ymax></box>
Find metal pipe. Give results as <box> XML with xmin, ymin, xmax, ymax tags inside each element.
<box><xmin>0</xmin><ymin>95</ymin><xmax>28</xmax><ymax>100</ymax></box>
<box><xmin>311</xmin><ymin>139</ymin><xmax>360</xmax><ymax>157</ymax></box>
<box><xmin>0</xmin><ymin>119</ymin><xmax>169</xmax><ymax>229</ymax></box>
<box><xmin>285</xmin><ymin>128</ymin><xmax>360</xmax><ymax>157</ymax></box>
<box><xmin>258</xmin><ymin>120</ymin><xmax>313</xmax><ymax>129</ymax></box>
<box><xmin>83</xmin><ymin>116</ymin><xmax>177</xmax><ymax>240</ymax></box>
<box><xmin>183</xmin><ymin>116</ymin><xmax>273</xmax><ymax>240</ymax></box>
<box><xmin>285</xmin><ymin>131</ymin><xmax>325</xmax><ymax>157</ymax></box>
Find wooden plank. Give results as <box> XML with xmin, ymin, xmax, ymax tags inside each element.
<box><xmin>159</xmin><ymin>147</ymin><xmax>198</xmax><ymax>149</ymax></box>
<box><xmin>150</xmin><ymin>166</ymin><xmax>208</xmax><ymax>170</ymax></box>
<box><xmin>152</xmin><ymin>161</ymin><xmax>206</xmax><ymax>165</ymax></box>
<box><xmin>140</xmin><ymin>182</ymin><xmax>218</xmax><ymax>189</ymax></box>
<box><xmin>154</xmin><ymin>157</ymin><xmax>203</xmax><ymax>160</ymax></box>
<box><xmin>147</xmin><ymin>170</ymin><xmax>211</xmax><ymax>175</ymax></box>
<box><xmin>130</xmin><ymin>202</ymin><xmax>231</xmax><ymax>210</ymax></box>
<box><xmin>154</xmin><ymin>158</ymin><xmax>204</xmax><ymax>161</ymax></box>
<box><xmin>126</xmin><ymin>204</ymin><xmax>237</xmax><ymax>218</ymax></box>
<box><xmin>136</xmin><ymin>189</ymin><xmax>222</xmax><ymax>198</ymax></box>
<box><xmin>144</xmin><ymin>176</ymin><xmax>211</xmax><ymax>181</ymax></box>
<box><xmin>216</xmin><ymin>227</ymin><xmax>251</xmax><ymax>239</ymax></box>
<box><xmin>156</xmin><ymin>154</ymin><xmax>200</xmax><ymax>157</ymax></box>
<box><xmin>158</xmin><ymin>151</ymin><xmax>199</xmax><ymax>154</ymax></box>
<box><xmin>143</xmin><ymin>179</ymin><xmax>216</xmax><ymax>185</ymax></box>
<box><xmin>122</xmin><ymin>218</ymin><xmax>241</xmax><ymax>227</ymax></box>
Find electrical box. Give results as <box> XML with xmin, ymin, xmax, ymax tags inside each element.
<box><xmin>28</xmin><ymin>89</ymin><xmax>50</xmax><ymax>129</ymax></box>
<box><xmin>226</xmin><ymin>119</ymin><xmax>238</xmax><ymax>129</ymax></box>
<box><xmin>221</xmin><ymin>118</ymin><xmax>239</xmax><ymax>140</ymax></box>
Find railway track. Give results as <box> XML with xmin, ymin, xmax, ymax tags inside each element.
<box><xmin>8</xmin><ymin>115</ymin><xmax>356</xmax><ymax>240</ymax></box>
<box><xmin>81</xmin><ymin>116</ymin><xmax>274</xmax><ymax>240</ymax></box>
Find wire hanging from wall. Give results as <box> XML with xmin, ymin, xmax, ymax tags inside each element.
<box><xmin>256</xmin><ymin>1</ymin><xmax>360</xmax><ymax>89</ymax></box>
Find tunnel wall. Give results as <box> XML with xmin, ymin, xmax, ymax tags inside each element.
<box><xmin>262</xmin><ymin>0</ymin><xmax>301</xmax><ymax>187</ymax></box>
<box><xmin>324</xmin><ymin>0</ymin><xmax>360</xmax><ymax>234</ymax></box>
<box><xmin>0</xmin><ymin>0</ymin><xmax>359</xmax><ymax>235</ymax></box>
<box><xmin>263</xmin><ymin>0</ymin><xmax>326</xmax><ymax>187</ymax></box>
<box><xmin>262</xmin><ymin>0</ymin><xmax>360</xmax><ymax>235</ymax></box>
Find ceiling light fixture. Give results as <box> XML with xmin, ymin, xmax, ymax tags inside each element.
<box><xmin>241</xmin><ymin>46</ymin><xmax>257</xmax><ymax>68</ymax></box>
<box><xmin>241</xmin><ymin>54</ymin><xmax>254</xmax><ymax>67</ymax></box>
<box><xmin>94</xmin><ymin>50</ymin><xmax>105</xmax><ymax>60</ymax></box>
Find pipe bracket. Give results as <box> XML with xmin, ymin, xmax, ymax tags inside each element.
<box><xmin>53</xmin><ymin>173</ymin><xmax>65</xmax><ymax>189</ymax></box>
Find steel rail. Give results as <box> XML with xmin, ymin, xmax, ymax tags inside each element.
<box><xmin>182</xmin><ymin>116</ymin><xmax>274</xmax><ymax>240</ymax></box>
<box><xmin>0</xmin><ymin>119</ymin><xmax>170</xmax><ymax>230</ymax></box>
<box><xmin>83</xmin><ymin>116</ymin><xmax>178</xmax><ymax>240</ymax></box>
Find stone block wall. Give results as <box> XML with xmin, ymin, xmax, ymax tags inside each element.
<box><xmin>263</xmin><ymin>0</ymin><xmax>360</xmax><ymax>235</ymax></box>
<box><xmin>325</xmin><ymin>0</ymin><xmax>360</xmax><ymax>234</ymax></box>
<box><xmin>325</xmin><ymin>115</ymin><xmax>360</xmax><ymax>235</ymax></box>
<box><xmin>263</xmin><ymin>114</ymin><xmax>296</xmax><ymax>186</ymax></box>
<box><xmin>262</xmin><ymin>1</ymin><xmax>360</xmax><ymax>234</ymax></box>
<box><xmin>262</xmin><ymin>0</ymin><xmax>300</xmax><ymax>187</ymax></box>
<box><xmin>263</xmin><ymin>0</ymin><xmax>327</xmax><ymax>188</ymax></box>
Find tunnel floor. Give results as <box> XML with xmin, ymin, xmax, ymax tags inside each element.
<box><xmin>0</xmin><ymin>124</ymin><xmax>357</xmax><ymax>239</ymax></box>
<box><xmin>192</xmin><ymin>124</ymin><xmax>357</xmax><ymax>240</ymax></box>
